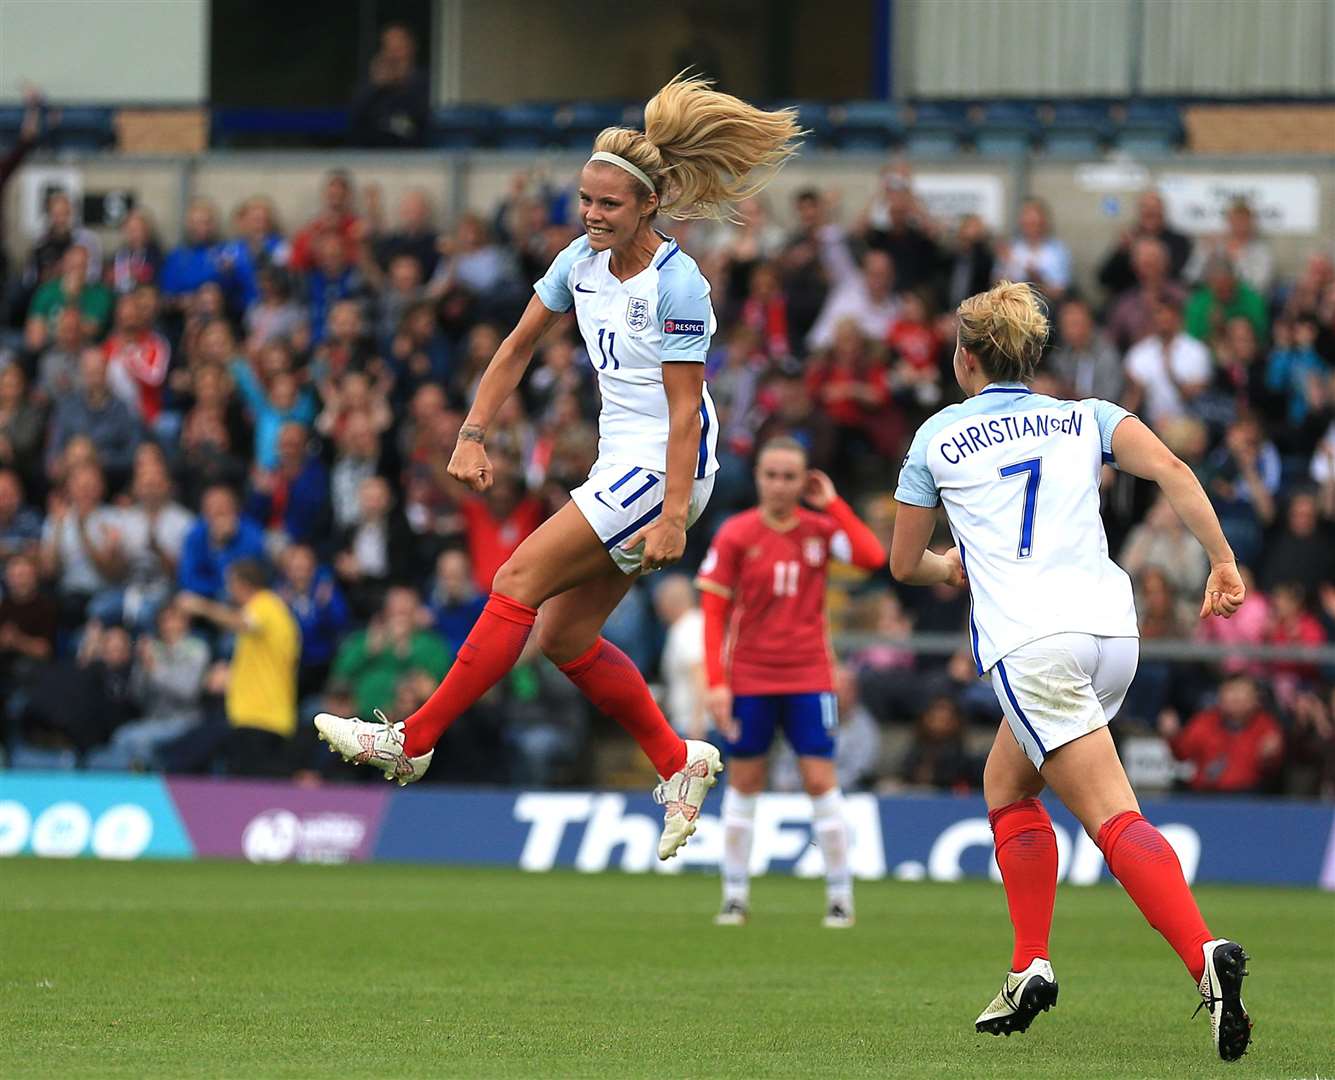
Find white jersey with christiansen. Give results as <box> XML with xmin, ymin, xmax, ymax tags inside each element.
<box><xmin>535</xmin><ymin>233</ymin><xmax>720</xmax><ymax>479</ymax></box>
<box><xmin>895</xmin><ymin>383</ymin><xmax>1138</xmax><ymax>674</ymax></box>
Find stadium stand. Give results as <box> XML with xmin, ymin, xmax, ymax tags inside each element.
<box><xmin>1</xmin><ymin>82</ymin><xmax>1333</xmax><ymax>800</ymax></box>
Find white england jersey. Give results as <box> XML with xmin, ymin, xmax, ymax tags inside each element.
<box><xmin>895</xmin><ymin>383</ymin><xmax>1139</xmax><ymax>674</ymax></box>
<box><xmin>535</xmin><ymin>233</ymin><xmax>720</xmax><ymax>479</ymax></box>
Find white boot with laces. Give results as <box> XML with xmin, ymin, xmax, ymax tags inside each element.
<box><xmin>314</xmin><ymin>710</ymin><xmax>433</xmax><ymax>786</ymax></box>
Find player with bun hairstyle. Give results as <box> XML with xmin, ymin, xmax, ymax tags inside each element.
<box><xmin>696</xmin><ymin>436</ymin><xmax>885</xmax><ymax>928</ymax></box>
<box><xmin>317</xmin><ymin>75</ymin><xmax>803</xmax><ymax>861</ymax></box>
<box><xmin>890</xmin><ymin>281</ymin><xmax>1253</xmax><ymax>1061</ymax></box>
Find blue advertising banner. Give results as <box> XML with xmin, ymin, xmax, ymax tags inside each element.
<box><xmin>3</xmin><ymin>770</ymin><xmax>1332</xmax><ymax>888</ymax></box>
<box><xmin>377</xmin><ymin>788</ymin><xmax>1335</xmax><ymax>889</ymax></box>
<box><xmin>0</xmin><ymin>771</ymin><xmax>194</xmax><ymax>860</ymax></box>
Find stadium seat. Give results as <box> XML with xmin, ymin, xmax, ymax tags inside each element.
<box><xmin>495</xmin><ymin>103</ymin><xmax>560</xmax><ymax>149</ymax></box>
<box><xmin>832</xmin><ymin>101</ymin><xmax>905</xmax><ymax>150</ymax></box>
<box><xmin>552</xmin><ymin>102</ymin><xmax>625</xmax><ymax>147</ymax></box>
<box><xmin>1114</xmin><ymin>100</ymin><xmax>1184</xmax><ymax>156</ymax></box>
<box><xmin>212</xmin><ymin>108</ymin><xmax>350</xmax><ymax>146</ymax></box>
<box><xmin>973</xmin><ymin>102</ymin><xmax>1041</xmax><ymax>157</ymax></box>
<box><xmin>0</xmin><ymin>107</ymin><xmax>24</xmax><ymax>140</ymax></box>
<box><xmin>1041</xmin><ymin>102</ymin><xmax>1113</xmax><ymax>158</ymax></box>
<box><xmin>48</xmin><ymin>106</ymin><xmax>116</xmax><ymax>150</ymax></box>
<box><xmin>430</xmin><ymin>104</ymin><xmax>497</xmax><ymax>148</ymax></box>
<box><xmin>618</xmin><ymin>102</ymin><xmax>646</xmax><ymax>129</ymax></box>
<box><xmin>7</xmin><ymin>741</ymin><xmax>78</xmax><ymax>771</ymax></box>
<box><xmin>774</xmin><ymin>101</ymin><xmax>834</xmax><ymax>148</ymax></box>
<box><xmin>904</xmin><ymin>102</ymin><xmax>968</xmax><ymax>157</ymax></box>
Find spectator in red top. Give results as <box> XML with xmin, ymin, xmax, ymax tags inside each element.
<box><xmin>885</xmin><ymin>289</ymin><xmax>942</xmax><ymax>409</ymax></box>
<box><xmin>806</xmin><ymin>320</ymin><xmax>887</xmax><ymax>425</ymax></box>
<box><xmin>1159</xmin><ymin>675</ymin><xmax>1283</xmax><ymax>793</ymax></box>
<box><xmin>738</xmin><ymin>262</ymin><xmax>789</xmax><ymax>359</ymax></box>
<box><xmin>457</xmin><ymin>457</ymin><xmax>543</xmax><ymax>592</ymax></box>
<box><xmin>885</xmin><ymin>289</ymin><xmax>939</xmax><ymax>372</ymax></box>
<box><xmin>1264</xmin><ymin>582</ymin><xmax>1327</xmax><ymax>707</ymax></box>
<box><xmin>805</xmin><ymin>319</ymin><xmax>899</xmax><ymax>463</ymax></box>
<box><xmin>105</xmin><ymin>287</ymin><xmax>171</xmax><ymax>426</ymax></box>
<box><xmin>288</xmin><ymin>171</ymin><xmax>363</xmax><ymax>273</ymax></box>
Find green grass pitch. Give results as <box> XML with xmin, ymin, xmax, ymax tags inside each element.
<box><xmin>2</xmin><ymin>860</ymin><xmax>1332</xmax><ymax>1079</ymax></box>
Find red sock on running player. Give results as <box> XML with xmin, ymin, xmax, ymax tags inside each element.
<box><xmin>990</xmin><ymin>798</ymin><xmax>1058</xmax><ymax>971</ymax></box>
<box><xmin>558</xmin><ymin>638</ymin><xmax>687</xmax><ymax>778</ymax></box>
<box><xmin>401</xmin><ymin>593</ymin><xmax>536</xmax><ymax>758</ymax></box>
<box><xmin>1097</xmin><ymin>810</ymin><xmax>1213</xmax><ymax>981</ymax></box>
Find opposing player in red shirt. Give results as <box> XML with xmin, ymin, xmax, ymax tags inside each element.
<box><xmin>696</xmin><ymin>436</ymin><xmax>885</xmax><ymax>926</ymax></box>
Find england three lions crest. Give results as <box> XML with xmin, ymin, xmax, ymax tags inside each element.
<box><xmin>626</xmin><ymin>297</ymin><xmax>650</xmax><ymax>332</ymax></box>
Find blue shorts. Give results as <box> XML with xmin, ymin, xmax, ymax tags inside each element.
<box><xmin>725</xmin><ymin>692</ymin><xmax>838</xmax><ymax>759</ymax></box>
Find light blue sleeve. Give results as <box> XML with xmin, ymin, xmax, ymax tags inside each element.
<box><xmin>893</xmin><ymin>423</ymin><xmax>939</xmax><ymax>508</ymax></box>
<box><xmin>229</xmin><ymin>359</ymin><xmax>270</xmax><ymax>418</ymax></box>
<box><xmin>1089</xmin><ymin>398</ymin><xmax>1134</xmax><ymax>463</ymax></box>
<box><xmin>533</xmin><ymin>236</ymin><xmax>589</xmax><ymax>313</ymax></box>
<box><xmin>657</xmin><ymin>258</ymin><xmax>713</xmax><ymax>363</ymax></box>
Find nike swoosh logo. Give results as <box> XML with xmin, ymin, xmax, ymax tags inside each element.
<box><xmin>574</xmin><ymin>283</ymin><xmax>595</xmax><ymax>293</ymax></box>
<box><xmin>593</xmin><ymin>489</ymin><xmax>615</xmax><ymax>510</ymax></box>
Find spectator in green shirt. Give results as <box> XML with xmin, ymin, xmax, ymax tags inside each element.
<box><xmin>1185</xmin><ymin>254</ymin><xmax>1268</xmax><ymax>344</ymax></box>
<box><xmin>24</xmin><ymin>245</ymin><xmax>114</xmax><ymax>351</ymax></box>
<box><xmin>329</xmin><ymin>585</ymin><xmax>451</xmax><ymax>720</ymax></box>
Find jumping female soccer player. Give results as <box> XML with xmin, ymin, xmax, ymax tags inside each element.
<box><xmin>696</xmin><ymin>437</ymin><xmax>885</xmax><ymax>927</ymax></box>
<box><xmin>316</xmin><ymin>76</ymin><xmax>801</xmax><ymax>860</ymax></box>
<box><xmin>889</xmin><ymin>281</ymin><xmax>1252</xmax><ymax>1061</ymax></box>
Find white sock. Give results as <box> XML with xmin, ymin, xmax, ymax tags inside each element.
<box><xmin>812</xmin><ymin>788</ymin><xmax>852</xmax><ymax>908</ymax></box>
<box><xmin>720</xmin><ymin>788</ymin><xmax>756</xmax><ymax>905</ymax></box>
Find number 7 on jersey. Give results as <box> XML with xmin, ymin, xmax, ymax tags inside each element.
<box><xmin>998</xmin><ymin>457</ymin><xmax>1041</xmax><ymax>559</ymax></box>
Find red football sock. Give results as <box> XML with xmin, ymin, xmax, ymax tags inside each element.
<box><xmin>1097</xmin><ymin>810</ymin><xmax>1213</xmax><ymax>982</ymax></box>
<box><xmin>990</xmin><ymin>798</ymin><xmax>1058</xmax><ymax>971</ymax></box>
<box><xmin>558</xmin><ymin>638</ymin><xmax>687</xmax><ymax>779</ymax></box>
<box><xmin>401</xmin><ymin>593</ymin><xmax>536</xmax><ymax>758</ymax></box>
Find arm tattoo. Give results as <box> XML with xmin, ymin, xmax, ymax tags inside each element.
<box><xmin>458</xmin><ymin>424</ymin><xmax>485</xmax><ymax>443</ymax></box>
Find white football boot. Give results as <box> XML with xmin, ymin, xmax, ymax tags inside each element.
<box><xmin>1196</xmin><ymin>938</ymin><xmax>1252</xmax><ymax>1062</ymax></box>
<box><xmin>974</xmin><ymin>958</ymin><xmax>1059</xmax><ymax>1036</ymax></box>
<box><xmin>822</xmin><ymin>900</ymin><xmax>855</xmax><ymax>929</ymax></box>
<box><xmin>714</xmin><ymin>899</ymin><xmax>749</xmax><ymax>926</ymax></box>
<box><xmin>314</xmin><ymin>710</ymin><xmax>432</xmax><ymax>786</ymax></box>
<box><xmin>653</xmin><ymin>739</ymin><xmax>723</xmax><ymax>859</ymax></box>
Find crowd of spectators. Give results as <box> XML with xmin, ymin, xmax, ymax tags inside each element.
<box><xmin>0</xmin><ymin>120</ymin><xmax>1333</xmax><ymax>799</ymax></box>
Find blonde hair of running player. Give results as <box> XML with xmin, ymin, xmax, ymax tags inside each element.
<box><xmin>956</xmin><ymin>280</ymin><xmax>1050</xmax><ymax>383</ymax></box>
<box><xmin>592</xmin><ymin>73</ymin><xmax>803</xmax><ymax>221</ymax></box>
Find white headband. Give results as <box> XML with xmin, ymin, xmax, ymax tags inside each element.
<box><xmin>587</xmin><ymin>151</ymin><xmax>656</xmax><ymax>195</ymax></box>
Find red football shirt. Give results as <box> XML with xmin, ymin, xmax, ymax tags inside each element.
<box><xmin>696</xmin><ymin>507</ymin><xmax>848</xmax><ymax>696</ymax></box>
<box><xmin>105</xmin><ymin>329</ymin><xmax>170</xmax><ymax>423</ymax></box>
<box><xmin>1169</xmin><ymin>709</ymin><xmax>1283</xmax><ymax>793</ymax></box>
<box><xmin>459</xmin><ymin>495</ymin><xmax>545</xmax><ymax>592</ymax></box>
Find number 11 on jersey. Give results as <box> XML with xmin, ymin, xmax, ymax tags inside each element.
<box><xmin>998</xmin><ymin>457</ymin><xmax>1042</xmax><ymax>559</ymax></box>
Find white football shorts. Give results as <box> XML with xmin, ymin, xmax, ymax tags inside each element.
<box><xmin>989</xmin><ymin>632</ymin><xmax>1139</xmax><ymax>769</ymax></box>
<box><xmin>571</xmin><ymin>460</ymin><xmax>715</xmax><ymax>575</ymax></box>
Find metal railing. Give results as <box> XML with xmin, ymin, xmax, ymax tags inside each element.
<box><xmin>832</xmin><ymin>631</ymin><xmax>1335</xmax><ymax>665</ymax></box>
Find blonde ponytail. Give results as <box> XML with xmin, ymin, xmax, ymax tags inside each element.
<box><xmin>956</xmin><ymin>281</ymin><xmax>1050</xmax><ymax>382</ymax></box>
<box><xmin>591</xmin><ymin>73</ymin><xmax>803</xmax><ymax>221</ymax></box>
